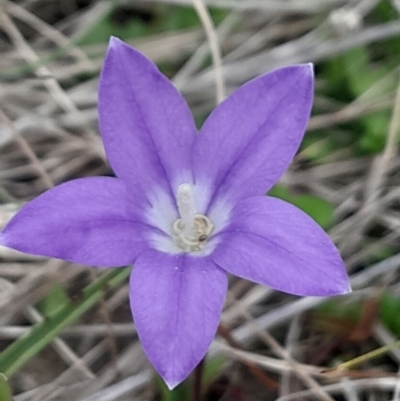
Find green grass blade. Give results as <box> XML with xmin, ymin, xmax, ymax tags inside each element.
<box><xmin>0</xmin><ymin>374</ymin><xmax>12</xmax><ymax>401</ymax></box>
<box><xmin>0</xmin><ymin>267</ymin><xmax>130</xmax><ymax>376</ymax></box>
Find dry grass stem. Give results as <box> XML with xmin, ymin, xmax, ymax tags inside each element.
<box><xmin>1</xmin><ymin>0</ymin><xmax>400</xmax><ymax>399</ymax></box>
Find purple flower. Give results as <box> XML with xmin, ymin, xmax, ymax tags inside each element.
<box><xmin>0</xmin><ymin>38</ymin><xmax>349</xmax><ymax>388</ymax></box>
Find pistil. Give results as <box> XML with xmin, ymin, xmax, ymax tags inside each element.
<box><xmin>173</xmin><ymin>184</ymin><xmax>213</xmax><ymax>251</ymax></box>
<box><xmin>177</xmin><ymin>184</ymin><xmax>197</xmax><ymax>241</ymax></box>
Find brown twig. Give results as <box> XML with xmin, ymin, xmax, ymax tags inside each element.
<box><xmin>218</xmin><ymin>323</ymin><xmax>279</xmax><ymax>391</ymax></box>
<box><xmin>0</xmin><ymin>108</ymin><xmax>53</xmax><ymax>190</ymax></box>
<box><xmin>192</xmin><ymin>357</ymin><xmax>205</xmax><ymax>401</ymax></box>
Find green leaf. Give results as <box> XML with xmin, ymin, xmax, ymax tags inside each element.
<box><xmin>316</xmin><ymin>298</ymin><xmax>361</xmax><ymax>321</ymax></box>
<box><xmin>0</xmin><ymin>374</ymin><xmax>12</xmax><ymax>401</ymax></box>
<box><xmin>0</xmin><ymin>267</ymin><xmax>130</xmax><ymax>377</ymax></box>
<box><xmin>381</xmin><ymin>292</ymin><xmax>400</xmax><ymax>337</ymax></box>
<box><xmin>77</xmin><ymin>5</ymin><xmax>148</xmax><ymax>46</ymax></box>
<box><xmin>38</xmin><ymin>283</ymin><xmax>69</xmax><ymax>317</ymax></box>
<box><xmin>269</xmin><ymin>185</ymin><xmax>334</xmax><ymax>229</ymax></box>
<box><xmin>202</xmin><ymin>356</ymin><xmax>226</xmax><ymax>386</ymax></box>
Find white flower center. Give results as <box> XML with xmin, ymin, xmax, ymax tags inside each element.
<box><xmin>172</xmin><ymin>183</ymin><xmax>214</xmax><ymax>252</ymax></box>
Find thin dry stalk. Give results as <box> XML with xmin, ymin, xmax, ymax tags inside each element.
<box><xmin>191</xmin><ymin>0</ymin><xmax>225</xmax><ymax>103</ymax></box>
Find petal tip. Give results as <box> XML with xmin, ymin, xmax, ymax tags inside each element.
<box><xmin>165</xmin><ymin>379</ymin><xmax>180</xmax><ymax>391</ymax></box>
<box><xmin>297</xmin><ymin>62</ymin><xmax>314</xmax><ymax>79</ymax></box>
<box><xmin>158</xmin><ymin>368</ymin><xmax>188</xmax><ymax>391</ymax></box>
<box><xmin>324</xmin><ymin>277</ymin><xmax>352</xmax><ymax>297</ymax></box>
<box><xmin>108</xmin><ymin>35</ymin><xmax>122</xmax><ymax>47</ymax></box>
<box><xmin>104</xmin><ymin>37</ymin><xmax>125</xmax><ymax>65</ymax></box>
<box><xmin>332</xmin><ymin>266</ymin><xmax>352</xmax><ymax>296</ymax></box>
<box><xmin>162</xmin><ymin>367</ymin><xmax>193</xmax><ymax>390</ymax></box>
<box><xmin>341</xmin><ymin>282</ymin><xmax>352</xmax><ymax>295</ymax></box>
<box><xmin>286</xmin><ymin>63</ymin><xmax>314</xmax><ymax>84</ymax></box>
<box><xmin>107</xmin><ymin>36</ymin><xmax>130</xmax><ymax>55</ymax></box>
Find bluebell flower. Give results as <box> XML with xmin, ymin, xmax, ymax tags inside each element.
<box><xmin>0</xmin><ymin>38</ymin><xmax>350</xmax><ymax>389</ymax></box>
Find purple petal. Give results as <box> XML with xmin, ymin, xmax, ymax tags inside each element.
<box><xmin>0</xmin><ymin>177</ymin><xmax>152</xmax><ymax>267</ymax></box>
<box><xmin>130</xmin><ymin>249</ymin><xmax>227</xmax><ymax>389</ymax></box>
<box><xmin>193</xmin><ymin>65</ymin><xmax>313</xmax><ymax>211</ymax></box>
<box><xmin>212</xmin><ymin>196</ymin><xmax>350</xmax><ymax>296</ymax></box>
<box><xmin>99</xmin><ymin>37</ymin><xmax>197</xmax><ymax>207</ymax></box>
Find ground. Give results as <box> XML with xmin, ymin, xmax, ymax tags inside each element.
<box><xmin>1</xmin><ymin>0</ymin><xmax>400</xmax><ymax>400</ymax></box>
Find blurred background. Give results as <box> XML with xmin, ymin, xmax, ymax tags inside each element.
<box><xmin>1</xmin><ymin>0</ymin><xmax>400</xmax><ymax>400</ymax></box>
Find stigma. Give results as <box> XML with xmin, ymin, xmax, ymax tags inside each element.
<box><xmin>173</xmin><ymin>184</ymin><xmax>213</xmax><ymax>252</ymax></box>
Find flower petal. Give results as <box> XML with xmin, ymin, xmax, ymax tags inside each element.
<box><xmin>130</xmin><ymin>249</ymin><xmax>227</xmax><ymax>389</ymax></box>
<box><xmin>212</xmin><ymin>196</ymin><xmax>350</xmax><ymax>296</ymax></box>
<box><xmin>193</xmin><ymin>65</ymin><xmax>313</xmax><ymax>211</ymax></box>
<box><xmin>99</xmin><ymin>37</ymin><xmax>197</xmax><ymax>206</ymax></box>
<box><xmin>0</xmin><ymin>177</ymin><xmax>152</xmax><ymax>267</ymax></box>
